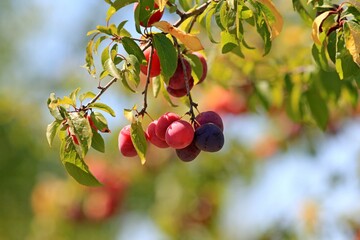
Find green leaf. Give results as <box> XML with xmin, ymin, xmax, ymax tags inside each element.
<box><xmin>306</xmin><ymin>87</ymin><xmax>329</xmax><ymax>130</ymax></box>
<box><xmin>122</xmin><ymin>37</ymin><xmax>146</xmax><ymax>64</ymax></box>
<box><xmin>152</xmin><ymin>76</ymin><xmax>161</xmax><ymax>98</ymax></box>
<box><xmin>91</xmin><ymin>130</ymin><xmax>105</xmax><ymax>153</ymax></box>
<box><xmin>67</xmin><ymin>112</ymin><xmax>93</xmax><ymax>158</ymax></box>
<box><xmin>312</xmin><ymin>43</ymin><xmax>330</xmax><ymax>71</ymax></box>
<box><xmin>292</xmin><ymin>0</ymin><xmax>313</xmax><ymax>25</ymax></box>
<box><xmin>60</xmin><ymin>138</ymin><xmax>101</xmax><ymax>186</ymax></box>
<box><xmin>256</xmin><ymin>18</ymin><xmax>272</xmax><ymax>55</ymax></box>
<box><xmin>94</xmin><ymin>36</ymin><xmax>108</xmax><ymax>54</ymax></box>
<box><xmin>221</xmin><ymin>30</ymin><xmax>238</xmax><ymax>53</ymax></box>
<box><xmin>101</xmin><ymin>45</ymin><xmax>110</xmax><ymax>68</ymax></box>
<box><xmin>130</xmin><ymin>121</ymin><xmax>147</xmax><ymax>164</ymax></box>
<box><xmin>79</xmin><ymin>91</ymin><xmax>96</xmax><ymax>103</ymax></box>
<box><xmin>153</xmin><ymin>33</ymin><xmax>178</xmax><ymax>79</ymax></box>
<box><xmin>104</xmin><ymin>57</ymin><xmax>122</xmax><ymax>79</ymax></box>
<box><xmin>46</xmin><ymin>120</ymin><xmax>61</xmax><ymax>147</ymax></box>
<box><xmin>88</xmin><ymin>102</ymin><xmax>116</xmax><ymax>117</ymax></box>
<box><xmin>124</xmin><ymin>108</ymin><xmax>135</xmax><ymax>122</ymax></box>
<box><xmin>185</xmin><ymin>53</ymin><xmax>203</xmax><ymax>84</ymax></box>
<box><xmin>117</xmin><ymin>20</ymin><xmax>128</xmax><ymax>35</ymax></box>
<box><xmin>160</xmin><ymin>75</ymin><xmax>178</xmax><ymax>107</ymax></box>
<box><xmin>123</xmin><ymin>54</ymin><xmax>141</xmax><ymax>88</ymax></box>
<box><xmin>47</xmin><ymin>93</ymin><xmax>64</xmax><ymax>121</ymax></box>
<box><xmin>206</xmin><ymin>7</ymin><xmax>220</xmax><ymax>43</ymax></box>
<box><xmin>69</xmin><ymin>88</ymin><xmax>81</xmax><ymax>106</ymax></box>
<box><xmin>91</xmin><ymin>111</ymin><xmax>110</xmax><ymax>133</ymax></box>
<box><xmin>336</xmin><ymin>30</ymin><xmax>360</xmax><ymax>80</ymax></box>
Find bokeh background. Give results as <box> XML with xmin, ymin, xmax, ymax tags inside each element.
<box><xmin>2</xmin><ymin>0</ymin><xmax>360</xmax><ymax>239</ymax></box>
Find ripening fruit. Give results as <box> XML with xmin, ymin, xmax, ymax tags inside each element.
<box><xmin>118</xmin><ymin>125</ymin><xmax>137</xmax><ymax>157</ymax></box>
<box><xmin>166</xmin><ymin>77</ymin><xmax>194</xmax><ymax>98</ymax></box>
<box><xmin>140</xmin><ymin>47</ymin><xmax>161</xmax><ymax>77</ymax></box>
<box><xmin>165</xmin><ymin>120</ymin><xmax>194</xmax><ymax>149</ymax></box>
<box><xmin>194</xmin><ymin>123</ymin><xmax>224</xmax><ymax>152</ymax></box>
<box><xmin>146</xmin><ymin>120</ymin><xmax>169</xmax><ymax>148</ymax></box>
<box><xmin>192</xmin><ymin>52</ymin><xmax>208</xmax><ymax>84</ymax></box>
<box><xmin>155</xmin><ymin>112</ymin><xmax>180</xmax><ymax>140</ymax></box>
<box><xmin>195</xmin><ymin>111</ymin><xmax>224</xmax><ymax>131</ymax></box>
<box><xmin>134</xmin><ymin>2</ymin><xmax>164</xmax><ymax>27</ymax></box>
<box><xmin>176</xmin><ymin>140</ymin><xmax>201</xmax><ymax>162</ymax></box>
<box><xmin>168</xmin><ymin>58</ymin><xmax>192</xmax><ymax>90</ymax></box>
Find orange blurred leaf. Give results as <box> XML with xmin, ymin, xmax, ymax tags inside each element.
<box><xmin>153</xmin><ymin>21</ymin><xmax>204</xmax><ymax>51</ymax></box>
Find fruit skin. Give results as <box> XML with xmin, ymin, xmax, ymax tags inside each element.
<box><xmin>165</xmin><ymin>120</ymin><xmax>194</xmax><ymax>149</ymax></box>
<box><xmin>194</xmin><ymin>123</ymin><xmax>224</xmax><ymax>152</ymax></box>
<box><xmin>134</xmin><ymin>2</ymin><xmax>164</xmax><ymax>27</ymax></box>
<box><xmin>195</xmin><ymin>111</ymin><xmax>224</xmax><ymax>131</ymax></box>
<box><xmin>166</xmin><ymin>77</ymin><xmax>194</xmax><ymax>98</ymax></box>
<box><xmin>118</xmin><ymin>125</ymin><xmax>137</xmax><ymax>157</ymax></box>
<box><xmin>176</xmin><ymin>140</ymin><xmax>201</xmax><ymax>162</ymax></box>
<box><xmin>155</xmin><ymin>112</ymin><xmax>180</xmax><ymax>140</ymax></box>
<box><xmin>192</xmin><ymin>52</ymin><xmax>207</xmax><ymax>84</ymax></box>
<box><xmin>146</xmin><ymin>120</ymin><xmax>169</xmax><ymax>148</ymax></box>
<box><xmin>168</xmin><ymin>58</ymin><xmax>192</xmax><ymax>90</ymax></box>
<box><xmin>140</xmin><ymin>47</ymin><xmax>161</xmax><ymax>77</ymax></box>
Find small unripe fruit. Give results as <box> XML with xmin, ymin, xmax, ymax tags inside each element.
<box><xmin>168</xmin><ymin>58</ymin><xmax>192</xmax><ymax>90</ymax></box>
<box><xmin>176</xmin><ymin>140</ymin><xmax>201</xmax><ymax>162</ymax></box>
<box><xmin>155</xmin><ymin>112</ymin><xmax>180</xmax><ymax>140</ymax></box>
<box><xmin>118</xmin><ymin>125</ymin><xmax>137</xmax><ymax>157</ymax></box>
<box><xmin>192</xmin><ymin>52</ymin><xmax>207</xmax><ymax>84</ymax></box>
<box><xmin>195</xmin><ymin>111</ymin><xmax>224</xmax><ymax>131</ymax></box>
<box><xmin>194</xmin><ymin>123</ymin><xmax>224</xmax><ymax>152</ymax></box>
<box><xmin>146</xmin><ymin>120</ymin><xmax>169</xmax><ymax>148</ymax></box>
<box><xmin>140</xmin><ymin>47</ymin><xmax>161</xmax><ymax>77</ymax></box>
<box><xmin>166</xmin><ymin>77</ymin><xmax>194</xmax><ymax>98</ymax></box>
<box><xmin>134</xmin><ymin>2</ymin><xmax>164</xmax><ymax>27</ymax></box>
<box><xmin>165</xmin><ymin>120</ymin><xmax>194</xmax><ymax>149</ymax></box>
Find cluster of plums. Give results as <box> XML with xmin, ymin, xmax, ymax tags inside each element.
<box><xmin>140</xmin><ymin>48</ymin><xmax>207</xmax><ymax>98</ymax></box>
<box><xmin>118</xmin><ymin>111</ymin><xmax>224</xmax><ymax>162</ymax></box>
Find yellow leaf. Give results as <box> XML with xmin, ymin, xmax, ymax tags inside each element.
<box><xmin>311</xmin><ymin>11</ymin><xmax>331</xmax><ymax>45</ymax></box>
<box><xmin>152</xmin><ymin>21</ymin><xmax>204</xmax><ymax>51</ymax></box>
<box><xmin>154</xmin><ymin>0</ymin><xmax>168</xmax><ymax>12</ymax></box>
<box><xmin>257</xmin><ymin>0</ymin><xmax>283</xmax><ymax>40</ymax></box>
<box><xmin>345</xmin><ymin>22</ymin><xmax>360</xmax><ymax>67</ymax></box>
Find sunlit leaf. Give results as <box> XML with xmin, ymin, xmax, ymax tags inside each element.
<box><xmin>130</xmin><ymin>121</ymin><xmax>147</xmax><ymax>164</ymax></box>
<box><xmin>68</xmin><ymin>112</ymin><xmax>93</xmax><ymax>158</ymax></box>
<box><xmin>104</xmin><ymin>57</ymin><xmax>122</xmax><ymax>80</ymax></box>
<box><xmin>155</xmin><ymin>0</ymin><xmax>168</xmax><ymax>11</ymax></box>
<box><xmin>88</xmin><ymin>102</ymin><xmax>116</xmax><ymax>117</ymax></box>
<box><xmin>153</xmin><ymin>21</ymin><xmax>204</xmax><ymax>51</ymax></box>
<box><xmin>79</xmin><ymin>91</ymin><xmax>97</xmax><ymax>103</ymax></box>
<box><xmin>344</xmin><ymin>22</ymin><xmax>360</xmax><ymax>67</ymax></box>
<box><xmin>152</xmin><ymin>76</ymin><xmax>161</xmax><ymax>98</ymax></box>
<box><xmin>312</xmin><ymin>11</ymin><xmax>331</xmax><ymax>45</ymax></box>
<box><xmin>46</xmin><ymin>120</ymin><xmax>61</xmax><ymax>147</ymax></box>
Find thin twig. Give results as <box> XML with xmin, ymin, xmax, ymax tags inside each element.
<box><xmin>82</xmin><ymin>77</ymin><xmax>118</xmax><ymax>110</ymax></box>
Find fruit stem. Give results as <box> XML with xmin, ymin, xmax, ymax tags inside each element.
<box><xmin>174</xmin><ymin>38</ymin><xmax>198</xmax><ymax>122</ymax></box>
